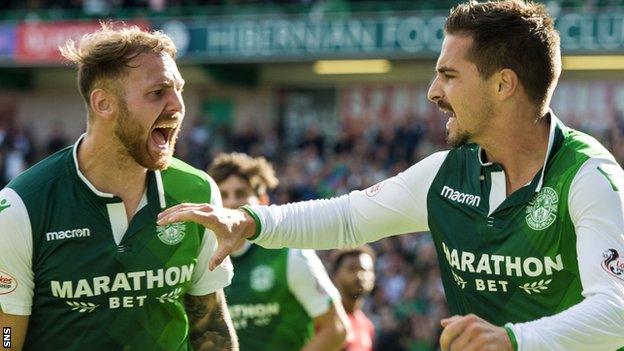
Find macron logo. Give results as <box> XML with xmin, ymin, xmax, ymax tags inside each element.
<box><xmin>441</xmin><ymin>186</ymin><xmax>481</xmax><ymax>207</ymax></box>
<box><xmin>46</xmin><ymin>228</ymin><xmax>91</xmax><ymax>242</ymax></box>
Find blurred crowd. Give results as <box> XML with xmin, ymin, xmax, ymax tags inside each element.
<box><xmin>4</xmin><ymin>0</ymin><xmax>624</xmax><ymax>16</ymax></box>
<box><xmin>3</xmin><ymin>109</ymin><xmax>624</xmax><ymax>350</ymax></box>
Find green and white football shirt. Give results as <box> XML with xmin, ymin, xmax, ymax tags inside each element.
<box><xmin>0</xmin><ymin>136</ymin><xmax>233</xmax><ymax>351</ymax></box>
<box><xmin>225</xmin><ymin>244</ymin><xmax>340</xmax><ymax>350</ymax></box>
<box><xmin>248</xmin><ymin>113</ymin><xmax>624</xmax><ymax>351</ymax></box>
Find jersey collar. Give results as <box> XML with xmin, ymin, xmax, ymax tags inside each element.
<box><xmin>477</xmin><ymin>110</ymin><xmax>563</xmax><ymax>193</ymax></box>
<box><xmin>71</xmin><ymin>134</ymin><xmax>166</xmax><ymax>209</ymax></box>
<box><xmin>72</xmin><ymin>134</ymin><xmax>115</xmax><ymax>199</ymax></box>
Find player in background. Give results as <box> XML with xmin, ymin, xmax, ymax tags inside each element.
<box><xmin>209</xmin><ymin>152</ymin><xmax>349</xmax><ymax>351</ymax></box>
<box><xmin>330</xmin><ymin>246</ymin><xmax>376</xmax><ymax>351</ymax></box>
<box><xmin>158</xmin><ymin>1</ymin><xmax>624</xmax><ymax>350</ymax></box>
<box><xmin>0</xmin><ymin>24</ymin><xmax>236</xmax><ymax>350</ymax></box>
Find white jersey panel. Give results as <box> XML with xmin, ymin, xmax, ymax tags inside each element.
<box><xmin>0</xmin><ymin>188</ymin><xmax>34</xmax><ymax>315</ymax></box>
<box><xmin>512</xmin><ymin>157</ymin><xmax>624</xmax><ymax>350</ymax></box>
<box><xmin>187</xmin><ymin>174</ymin><xmax>233</xmax><ymax>295</ymax></box>
<box><xmin>286</xmin><ymin>249</ymin><xmax>340</xmax><ymax>318</ymax></box>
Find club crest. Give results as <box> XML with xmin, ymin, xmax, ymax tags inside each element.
<box><xmin>526</xmin><ymin>187</ymin><xmax>558</xmax><ymax>230</ymax></box>
<box><xmin>250</xmin><ymin>265</ymin><xmax>275</xmax><ymax>292</ymax></box>
<box><xmin>156</xmin><ymin>222</ymin><xmax>186</xmax><ymax>245</ymax></box>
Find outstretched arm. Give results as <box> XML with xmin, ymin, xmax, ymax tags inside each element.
<box><xmin>158</xmin><ymin>151</ymin><xmax>448</xmax><ymax>270</ymax></box>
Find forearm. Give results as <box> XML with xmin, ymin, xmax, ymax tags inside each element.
<box><xmin>0</xmin><ymin>312</ymin><xmax>29</xmax><ymax>351</ymax></box>
<box><xmin>300</xmin><ymin>325</ymin><xmax>346</xmax><ymax>351</ymax></box>
<box><xmin>301</xmin><ymin>306</ymin><xmax>348</xmax><ymax>351</ymax></box>
<box><xmin>249</xmin><ymin>195</ymin><xmax>361</xmax><ymax>250</ymax></box>
<box><xmin>185</xmin><ymin>290</ymin><xmax>238</xmax><ymax>351</ymax></box>
<box><xmin>509</xmin><ymin>291</ymin><xmax>624</xmax><ymax>351</ymax></box>
<box><xmin>250</xmin><ymin>188</ymin><xmax>426</xmax><ymax>251</ymax></box>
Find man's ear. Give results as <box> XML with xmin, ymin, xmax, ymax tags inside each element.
<box><xmin>89</xmin><ymin>88</ymin><xmax>116</xmax><ymax>120</ymax></box>
<box><xmin>495</xmin><ymin>68</ymin><xmax>518</xmax><ymax>101</ymax></box>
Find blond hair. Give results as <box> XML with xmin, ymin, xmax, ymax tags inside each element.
<box><xmin>60</xmin><ymin>22</ymin><xmax>177</xmax><ymax>106</ymax></box>
<box><xmin>209</xmin><ymin>153</ymin><xmax>279</xmax><ymax>196</ymax></box>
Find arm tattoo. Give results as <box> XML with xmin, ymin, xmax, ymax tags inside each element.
<box><xmin>185</xmin><ymin>290</ymin><xmax>238</xmax><ymax>351</ymax></box>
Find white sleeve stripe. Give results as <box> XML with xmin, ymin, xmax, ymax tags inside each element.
<box><xmin>287</xmin><ymin>249</ymin><xmax>340</xmax><ymax>318</ymax></box>
<box><xmin>513</xmin><ymin>157</ymin><xmax>624</xmax><ymax>350</ymax></box>
<box><xmin>0</xmin><ymin>188</ymin><xmax>34</xmax><ymax>313</ymax></box>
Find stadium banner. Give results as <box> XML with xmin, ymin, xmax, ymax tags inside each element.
<box><xmin>15</xmin><ymin>20</ymin><xmax>150</xmax><ymax>64</ymax></box>
<box><xmin>154</xmin><ymin>11</ymin><xmax>624</xmax><ymax>63</ymax></box>
<box><xmin>0</xmin><ymin>25</ymin><xmax>15</xmax><ymax>59</ymax></box>
<box><xmin>339</xmin><ymin>82</ymin><xmax>624</xmax><ymax>135</ymax></box>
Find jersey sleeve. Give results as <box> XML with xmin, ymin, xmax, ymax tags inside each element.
<box><xmin>286</xmin><ymin>249</ymin><xmax>341</xmax><ymax>318</ymax></box>
<box><xmin>250</xmin><ymin>151</ymin><xmax>449</xmax><ymax>249</ymax></box>
<box><xmin>0</xmin><ymin>188</ymin><xmax>34</xmax><ymax>315</ymax></box>
<box><xmin>510</xmin><ymin>157</ymin><xmax>624</xmax><ymax>351</ymax></box>
<box><xmin>187</xmin><ymin>175</ymin><xmax>234</xmax><ymax>296</ymax></box>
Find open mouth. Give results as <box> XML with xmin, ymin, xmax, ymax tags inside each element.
<box><xmin>441</xmin><ymin>108</ymin><xmax>455</xmax><ymax>118</ymax></box>
<box><xmin>151</xmin><ymin>123</ymin><xmax>177</xmax><ymax>150</ymax></box>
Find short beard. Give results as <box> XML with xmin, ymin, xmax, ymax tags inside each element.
<box><xmin>114</xmin><ymin>98</ymin><xmax>174</xmax><ymax>171</ymax></box>
<box><xmin>446</xmin><ymin>130</ymin><xmax>471</xmax><ymax>148</ymax></box>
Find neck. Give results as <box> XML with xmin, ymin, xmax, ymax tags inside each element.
<box><xmin>340</xmin><ymin>292</ymin><xmax>362</xmax><ymax>314</ymax></box>
<box><xmin>77</xmin><ymin>132</ymin><xmax>148</xmax><ymax>218</ymax></box>
<box><xmin>479</xmin><ymin>107</ymin><xmax>550</xmax><ymax>196</ymax></box>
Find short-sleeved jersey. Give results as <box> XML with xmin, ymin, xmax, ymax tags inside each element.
<box><xmin>225</xmin><ymin>245</ymin><xmax>340</xmax><ymax>351</ymax></box>
<box><xmin>0</xmin><ymin>137</ymin><xmax>233</xmax><ymax>351</ymax></box>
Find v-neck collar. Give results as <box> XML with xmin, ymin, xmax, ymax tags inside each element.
<box><xmin>476</xmin><ymin>111</ymin><xmax>566</xmax><ymax>215</ymax></box>
<box><xmin>477</xmin><ymin>110</ymin><xmax>563</xmax><ymax>194</ymax></box>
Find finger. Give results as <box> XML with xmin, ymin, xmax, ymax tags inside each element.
<box><xmin>441</xmin><ymin>315</ymin><xmax>462</xmax><ymax>327</ymax></box>
<box><xmin>461</xmin><ymin>331</ymin><xmax>491</xmax><ymax>351</ymax></box>
<box><xmin>449</xmin><ymin>320</ymin><xmax>482</xmax><ymax>351</ymax></box>
<box><xmin>157</xmin><ymin>208</ymin><xmax>213</xmax><ymax>226</ymax></box>
<box><xmin>157</xmin><ymin>203</ymin><xmax>195</xmax><ymax>218</ymax></box>
<box><xmin>209</xmin><ymin>241</ymin><xmax>234</xmax><ymax>271</ymax></box>
<box><xmin>158</xmin><ymin>203</ymin><xmax>212</xmax><ymax>220</ymax></box>
<box><xmin>439</xmin><ymin>316</ymin><xmax>470</xmax><ymax>351</ymax></box>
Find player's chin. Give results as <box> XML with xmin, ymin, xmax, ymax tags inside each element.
<box><xmin>142</xmin><ymin>150</ymin><xmax>173</xmax><ymax>171</ymax></box>
<box><xmin>151</xmin><ymin>153</ymin><xmax>173</xmax><ymax>171</ymax></box>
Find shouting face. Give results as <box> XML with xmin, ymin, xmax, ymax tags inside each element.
<box><xmin>114</xmin><ymin>52</ymin><xmax>185</xmax><ymax>170</ymax></box>
<box><xmin>427</xmin><ymin>34</ymin><xmax>495</xmax><ymax>148</ymax></box>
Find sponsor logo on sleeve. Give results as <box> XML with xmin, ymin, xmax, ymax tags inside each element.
<box><xmin>365</xmin><ymin>181</ymin><xmax>385</xmax><ymax>197</ymax></box>
<box><xmin>0</xmin><ymin>271</ymin><xmax>17</xmax><ymax>295</ymax></box>
<box><xmin>602</xmin><ymin>249</ymin><xmax>624</xmax><ymax>281</ymax></box>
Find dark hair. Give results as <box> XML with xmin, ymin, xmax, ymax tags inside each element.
<box><xmin>331</xmin><ymin>245</ymin><xmax>376</xmax><ymax>273</ymax></box>
<box><xmin>209</xmin><ymin>152</ymin><xmax>279</xmax><ymax>196</ymax></box>
<box><xmin>445</xmin><ymin>0</ymin><xmax>561</xmax><ymax>109</ymax></box>
<box><xmin>61</xmin><ymin>22</ymin><xmax>177</xmax><ymax>107</ymax></box>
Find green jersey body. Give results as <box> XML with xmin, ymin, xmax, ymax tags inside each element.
<box><xmin>0</xmin><ymin>141</ymin><xmax>232</xmax><ymax>351</ymax></box>
<box><xmin>426</xmin><ymin>119</ymin><xmax>602</xmax><ymax>324</ymax></box>
<box><xmin>225</xmin><ymin>245</ymin><xmax>339</xmax><ymax>351</ymax></box>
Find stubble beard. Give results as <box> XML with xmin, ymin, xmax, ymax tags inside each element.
<box><xmin>446</xmin><ymin>129</ymin><xmax>471</xmax><ymax>148</ymax></box>
<box><xmin>114</xmin><ymin>99</ymin><xmax>178</xmax><ymax>171</ymax></box>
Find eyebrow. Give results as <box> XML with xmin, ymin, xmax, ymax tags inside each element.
<box><xmin>436</xmin><ymin>66</ymin><xmax>458</xmax><ymax>74</ymax></box>
<box><xmin>150</xmin><ymin>78</ymin><xmax>185</xmax><ymax>89</ymax></box>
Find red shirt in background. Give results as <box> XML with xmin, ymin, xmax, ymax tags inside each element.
<box><xmin>344</xmin><ymin>310</ymin><xmax>375</xmax><ymax>351</ymax></box>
